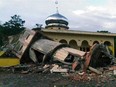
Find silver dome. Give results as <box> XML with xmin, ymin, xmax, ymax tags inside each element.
<box><xmin>45</xmin><ymin>13</ymin><xmax>69</xmax><ymax>29</ymax></box>
<box><xmin>46</xmin><ymin>13</ymin><xmax>68</xmax><ymax>22</ymax></box>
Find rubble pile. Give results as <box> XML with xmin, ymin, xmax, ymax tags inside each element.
<box><xmin>0</xmin><ymin>29</ymin><xmax>116</xmax><ymax>83</ymax></box>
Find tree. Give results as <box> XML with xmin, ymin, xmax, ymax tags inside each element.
<box><xmin>3</xmin><ymin>15</ymin><xmax>25</xmax><ymax>36</ymax></box>
<box><xmin>32</xmin><ymin>24</ymin><xmax>43</xmax><ymax>31</ymax></box>
<box><xmin>0</xmin><ymin>25</ymin><xmax>4</xmax><ymax>47</ymax></box>
<box><xmin>0</xmin><ymin>24</ymin><xmax>10</xmax><ymax>48</ymax></box>
<box><xmin>97</xmin><ymin>30</ymin><xmax>110</xmax><ymax>33</ymax></box>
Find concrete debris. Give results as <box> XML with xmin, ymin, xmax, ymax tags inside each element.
<box><xmin>21</xmin><ymin>70</ymin><xmax>30</xmax><ymax>74</ymax></box>
<box><xmin>88</xmin><ymin>66</ymin><xmax>102</xmax><ymax>74</ymax></box>
<box><xmin>43</xmin><ymin>64</ymin><xmax>50</xmax><ymax>69</ymax></box>
<box><xmin>0</xmin><ymin>29</ymin><xmax>116</xmax><ymax>82</ymax></box>
<box><xmin>11</xmin><ymin>64</ymin><xmax>30</xmax><ymax>73</ymax></box>
<box><xmin>78</xmin><ymin>72</ymin><xmax>85</xmax><ymax>76</ymax></box>
<box><xmin>50</xmin><ymin>64</ymin><xmax>69</xmax><ymax>73</ymax></box>
<box><xmin>88</xmin><ymin>66</ymin><xmax>102</xmax><ymax>75</ymax></box>
<box><xmin>113</xmin><ymin>70</ymin><xmax>116</xmax><ymax>75</ymax></box>
<box><xmin>109</xmin><ymin>65</ymin><xmax>116</xmax><ymax>70</ymax></box>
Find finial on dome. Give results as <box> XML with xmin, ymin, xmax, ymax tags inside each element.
<box><xmin>45</xmin><ymin>0</ymin><xmax>69</xmax><ymax>30</ymax></box>
<box><xmin>55</xmin><ymin>0</ymin><xmax>59</xmax><ymax>13</ymax></box>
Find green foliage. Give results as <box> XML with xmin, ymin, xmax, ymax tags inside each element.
<box><xmin>97</xmin><ymin>30</ymin><xmax>110</xmax><ymax>33</ymax></box>
<box><xmin>0</xmin><ymin>36</ymin><xmax>3</xmax><ymax>47</ymax></box>
<box><xmin>0</xmin><ymin>15</ymin><xmax>25</xmax><ymax>48</ymax></box>
<box><xmin>0</xmin><ymin>25</ymin><xmax>4</xmax><ymax>47</ymax></box>
<box><xmin>2</xmin><ymin>14</ymin><xmax>25</xmax><ymax>36</ymax></box>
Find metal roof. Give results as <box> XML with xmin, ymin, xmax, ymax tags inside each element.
<box><xmin>46</xmin><ymin>13</ymin><xmax>68</xmax><ymax>22</ymax></box>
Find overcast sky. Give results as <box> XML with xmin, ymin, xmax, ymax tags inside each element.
<box><xmin>0</xmin><ymin>0</ymin><xmax>116</xmax><ymax>33</ymax></box>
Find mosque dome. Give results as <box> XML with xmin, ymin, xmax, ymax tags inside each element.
<box><xmin>45</xmin><ymin>13</ymin><xmax>69</xmax><ymax>29</ymax></box>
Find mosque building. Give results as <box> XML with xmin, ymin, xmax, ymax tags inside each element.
<box><xmin>41</xmin><ymin>2</ymin><xmax>116</xmax><ymax>56</ymax></box>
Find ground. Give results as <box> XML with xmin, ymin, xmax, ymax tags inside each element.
<box><xmin>0</xmin><ymin>69</ymin><xmax>116</xmax><ymax>87</ymax></box>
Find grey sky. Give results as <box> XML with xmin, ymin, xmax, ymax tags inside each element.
<box><xmin>0</xmin><ymin>0</ymin><xmax>116</xmax><ymax>33</ymax></box>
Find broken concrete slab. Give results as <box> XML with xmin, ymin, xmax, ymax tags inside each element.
<box><xmin>50</xmin><ymin>64</ymin><xmax>69</xmax><ymax>73</ymax></box>
<box><xmin>109</xmin><ymin>65</ymin><xmax>116</xmax><ymax>70</ymax></box>
<box><xmin>113</xmin><ymin>70</ymin><xmax>116</xmax><ymax>75</ymax></box>
<box><xmin>88</xmin><ymin>66</ymin><xmax>102</xmax><ymax>75</ymax></box>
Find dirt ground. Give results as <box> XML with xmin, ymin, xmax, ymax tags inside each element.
<box><xmin>0</xmin><ymin>69</ymin><xmax>116</xmax><ymax>87</ymax></box>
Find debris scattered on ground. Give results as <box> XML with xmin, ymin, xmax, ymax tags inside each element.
<box><xmin>0</xmin><ymin>29</ymin><xmax>116</xmax><ymax>85</ymax></box>
<box><xmin>50</xmin><ymin>64</ymin><xmax>69</xmax><ymax>73</ymax></box>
